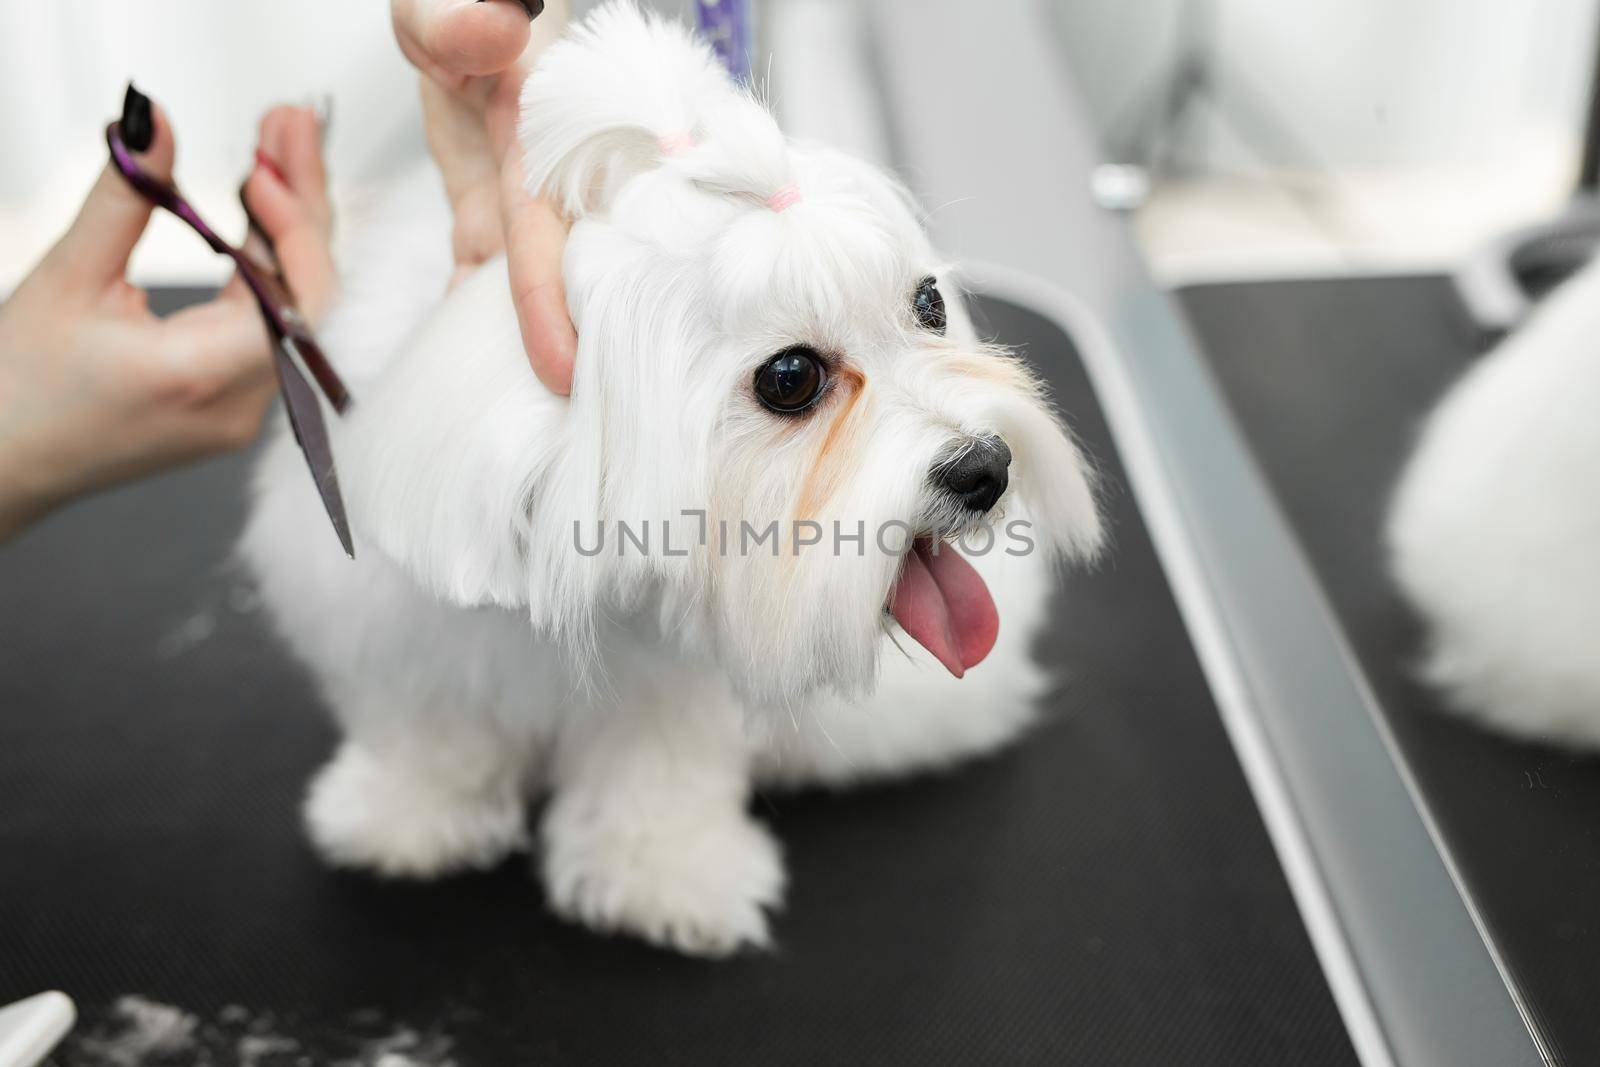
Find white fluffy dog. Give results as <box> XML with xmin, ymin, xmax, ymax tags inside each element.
<box><xmin>1389</xmin><ymin>258</ymin><xmax>1600</xmax><ymax>748</ymax></box>
<box><xmin>242</xmin><ymin>3</ymin><xmax>1101</xmax><ymax>955</ymax></box>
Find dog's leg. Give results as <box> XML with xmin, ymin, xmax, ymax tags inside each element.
<box><xmin>246</xmin><ymin>448</ymin><xmax>549</xmax><ymax>879</ymax></box>
<box><xmin>540</xmin><ymin>660</ymin><xmax>783</xmax><ymax>956</ymax></box>
<box><xmin>304</xmin><ymin>717</ymin><xmax>533</xmax><ymax>880</ymax></box>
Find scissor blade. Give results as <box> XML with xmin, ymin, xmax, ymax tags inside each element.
<box><xmin>275</xmin><ymin>338</ymin><xmax>354</xmax><ymax>559</ymax></box>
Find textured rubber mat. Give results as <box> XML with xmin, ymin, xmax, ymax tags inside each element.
<box><xmin>1180</xmin><ymin>276</ymin><xmax>1600</xmax><ymax>1067</ymax></box>
<box><xmin>0</xmin><ymin>291</ymin><xmax>1355</xmax><ymax>1066</ymax></box>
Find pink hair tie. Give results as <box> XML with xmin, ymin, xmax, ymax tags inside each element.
<box><xmin>765</xmin><ymin>183</ymin><xmax>802</xmax><ymax>213</ymax></box>
<box><xmin>657</xmin><ymin>132</ymin><xmax>696</xmax><ymax>156</ymax></box>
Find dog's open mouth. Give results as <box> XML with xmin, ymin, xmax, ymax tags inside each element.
<box><xmin>887</xmin><ymin>537</ymin><xmax>1000</xmax><ymax>678</ymax></box>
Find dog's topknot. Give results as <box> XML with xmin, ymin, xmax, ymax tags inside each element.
<box><xmin>519</xmin><ymin>0</ymin><xmax>796</xmax><ymax>219</ymax></box>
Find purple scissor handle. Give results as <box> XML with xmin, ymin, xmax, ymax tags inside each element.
<box><xmin>106</xmin><ymin>121</ymin><xmax>355</xmax><ymax>558</ymax></box>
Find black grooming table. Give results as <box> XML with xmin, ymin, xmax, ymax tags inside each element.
<box><xmin>0</xmin><ymin>292</ymin><xmax>1355</xmax><ymax>1066</ymax></box>
<box><xmin>1180</xmin><ymin>276</ymin><xmax>1600</xmax><ymax>1067</ymax></box>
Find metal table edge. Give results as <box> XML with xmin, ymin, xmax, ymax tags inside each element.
<box><xmin>861</xmin><ymin>3</ymin><xmax>1550</xmax><ymax>1065</ymax></box>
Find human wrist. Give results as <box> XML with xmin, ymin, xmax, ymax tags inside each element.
<box><xmin>0</xmin><ymin>426</ymin><xmax>63</xmax><ymax>543</ymax></box>
<box><xmin>0</xmin><ymin>308</ymin><xmax>93</xmax><ymax>543</ymax></box>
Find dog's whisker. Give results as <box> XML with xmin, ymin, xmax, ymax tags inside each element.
<box><xmin>918</xmin><ymin>196</ymin><xmax>975</xmax><ymax>226</ymax></box>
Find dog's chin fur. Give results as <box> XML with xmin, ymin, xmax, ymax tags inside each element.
<box><xmin>1388</xmin><ymin>257</ymin><xmax>1600</xmax><ymax>749</ymax></box>
<box><xmin>241</xmin><ymin>1</ymin><xmax>1102</xmax><ymax>956</ymax></box>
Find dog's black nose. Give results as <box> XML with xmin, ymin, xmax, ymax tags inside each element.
<box><xmin>936</xmin><ymin>436</ymin><xmax>1012</xmax><ymax>514</ymax></box>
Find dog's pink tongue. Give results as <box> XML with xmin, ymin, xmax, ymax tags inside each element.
<box><xmin>888</xmin><ymin>539</ymin><xmax>1000</xmax><ymax>678</ymax></box>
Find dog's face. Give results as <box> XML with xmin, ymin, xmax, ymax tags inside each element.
<box><xmin>457</xmin><ymin>4</ymin><xmax>1099</xmax><ymax>705</ymax></box>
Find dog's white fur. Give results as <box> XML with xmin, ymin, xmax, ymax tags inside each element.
<box><xmin>1388</xmin><ymin>258</ymin><xmax>1600</xmax><ymax>748</ymax></box>
<box><xmin>242</xmin><ymin>3</ymin><xmax>1101</xmax><ymax>955</ymax></box>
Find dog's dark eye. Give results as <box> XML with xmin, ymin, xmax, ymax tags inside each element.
<box><xmin>754</xmin><ymin>346</ymin><xmax>828</xmax><ymax>415</ymax></box>
<box><xmin>912</xmin><ymin>276</ymin><xmax>947</xmax><ymax>334</ymax></box>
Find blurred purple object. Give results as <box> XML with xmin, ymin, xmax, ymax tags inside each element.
<box><xmin>697</xmin><ymin>0</ymin><xmax>752</xmax><ymax>82</ymax></box>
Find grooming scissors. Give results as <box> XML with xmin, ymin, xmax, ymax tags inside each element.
<box><xmin>106</xmin><ymin>115</ymin><xmax>355</xmax><ymax>558</ymax></box>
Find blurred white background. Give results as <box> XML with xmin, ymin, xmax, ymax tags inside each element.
<box><xmin>0</xmin><ymin>0</ymin><xmax>1597</xmax><ymax>291</ymax></box>
<box><xmin>0</xmin><ymin>1</ymin><xmax>423</xmax><ymax>292</ymax></box>
<box><xmin>0</xmin><ymin>0</ymin><xmax>694</xmax><ymax>294</ymax></box>
<box><xmin>1054</xmin><ymin>0</ymin><xmax>1600</xmax><ymax>279</ymax></box>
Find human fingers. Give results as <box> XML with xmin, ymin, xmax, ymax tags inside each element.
<box><xmin>243</xmin><ymin>107</ymin><xmax>337</xmax><ymax>323</ymax></box>
<box><xmin>501</xmin><ymin>152</ymin><xmax>575</xmax><ymax>394</ymax></box>
<box><xmin>394</xmin><ymin>0</ymin><xmax>535</xmax><ymax>87</ymax></box>
<box><xmin>42</xmin><ymin>85</ymin><xmax>177</xmax><ymax>293</ymax></box>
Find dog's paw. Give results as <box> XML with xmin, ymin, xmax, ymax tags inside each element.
<box><xmin>541</xmin><ymin>804</ymin><xmax>785</xmax><ymax>957</ymax></box>
<box><xmin>304</xmin><ymin>743</ymin><xmax>528</xmax><ymax>878</ymax></box>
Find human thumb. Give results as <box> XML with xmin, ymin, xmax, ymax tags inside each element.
<box><xmin>46</xmin><ymin>84</ymin><xmax>178</xmax><ymax>290</ymax></box>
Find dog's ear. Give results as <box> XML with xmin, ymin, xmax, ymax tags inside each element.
<box><xmin>518</xmin><ymin>0</ymin><xmax>732</xmax><ymax>218</ymax></box>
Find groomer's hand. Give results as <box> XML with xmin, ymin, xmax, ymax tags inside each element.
<box><xmin>0</xmin><ymin>95</ymin><xmax>336</xmax><ymax>543</ymax></box>
<box><xmin>391</xmin><ymin>0</ymin><xmax>577</xmax><ymax>395</ymax></box>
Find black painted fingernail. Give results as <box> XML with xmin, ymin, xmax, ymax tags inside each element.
<box><xmin>121</xmin><ymin>83</ymin><xmax>155</xmax><ymax>153</ymax></box>
<box><xmin>478</xmin><ymin>0</ymin><xmax>542</xmax><ymax>19</ymax></box>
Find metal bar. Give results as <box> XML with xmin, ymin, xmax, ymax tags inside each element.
<box><xmin>1579</xmin><ymin>15</ymin><xmax>1600</xmax><ymax>192</ymax></box>
<box><xmin>862</xmin><ymin>3</ymin><xmax>1548</xmax><ymax>1065</ymax></box>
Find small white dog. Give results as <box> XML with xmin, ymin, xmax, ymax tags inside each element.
<box><xmin>243</xmin><ymin>3</ymin><xmax>1101</xmax><ymax>955</ymax></box>
<box><xmin>1388</xmin><ymin>257</ymin><xmax>1600</xmax><ymax>748</ymax></box>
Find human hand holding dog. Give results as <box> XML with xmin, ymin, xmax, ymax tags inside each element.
<box><xmin>0</xmin><ymin>99</ymin><xmax>336</xmax><ymax>543</ymax></box>
<box><xmin>392</xmin><ymin>0</ymin><xmax>578</xmax><ymax>395</ymax></box>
